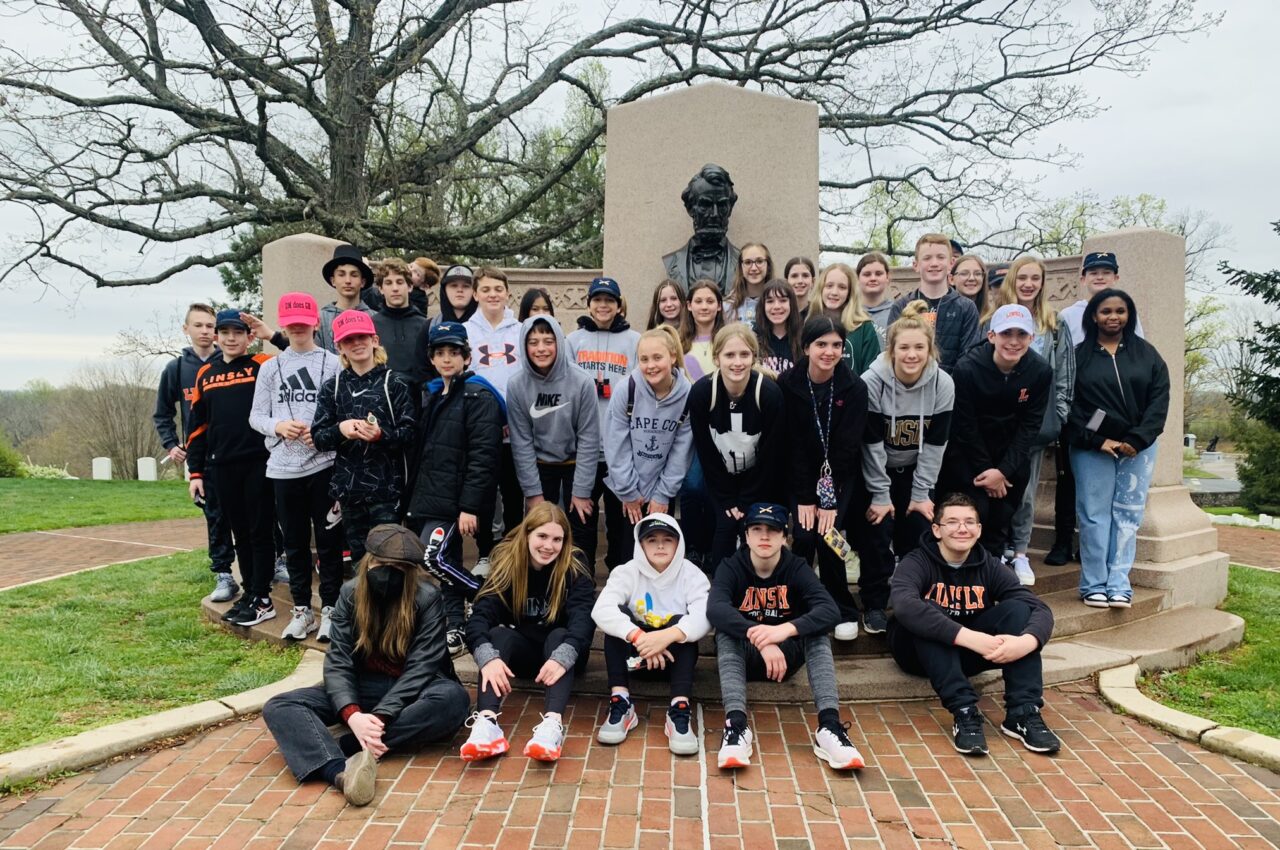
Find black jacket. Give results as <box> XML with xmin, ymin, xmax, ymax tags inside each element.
<box><xmin>404</xmin><ymin>372</ymin><xmax>504</xmax><ymax>521</ymax></box>
<box><xmin>777</xmin><ymin>359</ymin><xmax>868</xmax><ymax>505</ymax></box>
<box><xmin>687</xmin><ymin>371</ymin><xmax>786</xmax><ymax>511</ymax></box>
<box><xmin>324</xmin><ymin>578</ymin><xmax>457</xmax><ymax>722</ymax></box>
<box><xmin>943</xmin><ymin>343</ymin><xmax>1051</xmax><ymax>485</ymax></box>
<box><xmin>185</xmin><ymin>353</ymin><xmax>272</xmax><ymax>477</ymax></box>
<box><xmin>152</xmin><ymin>346</ymin><xmax>218</xmax><ymax>450</ymax></box>
<box><xmin>887</xmin><ymin>289</ymin><xmax>982</xmax><ymax>372</ymax></box>
<box><xmin>465</xmin><ymin>564</ymin><xmax>596</xmax><ymax>671</ymax></box>
<box><xmin>311</xmin><ymin>363</ymin><xmax>416</xmax><ymax>504</ymax></box>
<box><xmin>1066</xmin><ymin>336</ymin><xmax>1170</xmax><ymax>452</ymax></box>
<box><xmin>707</xmin><ymin>546</ymin><xmax>840</xmax><ymax>638</ymax></box>
<box><xmin>889</xmin><ymin>533</ymin><xmax>1054</xmax><ymax>648</ymax></box>
<box><xmin>372</xmin><ymin>305</ymin><xmax>430</xmax><ymax>387</ymax></box>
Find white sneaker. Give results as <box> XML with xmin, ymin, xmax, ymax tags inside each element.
<box><xmin>1012</xmin><ymin>555</ymin><xmax>1035</xmax><ymax>586</ymax></box>
<box><xmin>281</xmin><ymin>606</ymin><xmax>316</xmax><ymax>640</ymax></box>
<box><xmin>317</xmin><ymin>606</ymin><xmax>335</xmax><ymax>642</ymax></box>
<box><xmin>460</xmin><ymin>712</ymin><xmax>509</xmax><ymax>761</ymax></box>
<box><xmin>834</xmin><ymin>621</ymin><xmax>859</xmax><ymax>641</ymax></box>
<box><xmin>664</xmin><ymin>700</ymin><xmax>699</xmax><ymax>755</ymax></box>
<box><xmin>597</xmin><ymin>694</ymin><xmax>638</xmax><ymax>745</ymax></box>
<box><xmin>473</xmin><ymin>557</ymin><xmax>492</xmax><ymax>578</ymax></box>
<box><xmin>813</xmin><ymin>723</ymin><xmax>865</xmax><ymax>770</ymax></box>
<box><xmin>524</xmin><ymin>714</ymin><xmax>565</xmax><ymax>762</ymax></box>
<box><xmin>717</xmin><ymin>723</ymin><xmax>753</xmax><ymax>769</ymax></box>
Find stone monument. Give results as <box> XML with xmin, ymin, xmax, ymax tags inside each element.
<box><xmin>661</xmin><ymin>164</ymin><xmax>741</xmax><ymax>294</ymax></box>
<box><xmin>260</xmin><ymin>233</ymin><xmax>348</xmax><ymax>331</ymax></box>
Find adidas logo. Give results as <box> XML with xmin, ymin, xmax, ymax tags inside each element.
<box><xmin>278</xmin><ymin>369</ymin><xmax>318</xmax><ymax>403</ymax></box>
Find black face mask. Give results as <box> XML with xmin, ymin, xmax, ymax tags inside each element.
<box><xmin>366</xmin><ymin>565</ymin><xmax>405</xmax><ymax>602</ymax></box>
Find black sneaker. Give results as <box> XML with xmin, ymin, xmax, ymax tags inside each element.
<box><xmin>1001</xmin><ymin>706</ymin><xmax>1061</xmax><ymax>754</ymax></box>
<box><xmin>445</xmin><ymin>628</ymin><xmax>466</xmax><ymax>657</ymax></box>
<box><xmin>221</xmin><ymin>596</ymin><xmax>253</xmax><ymax>623</ymax></box>
<box><xmin>863</xmin><ymin>608</ymin><xmax>888</xmax><ymax>635</ymax></box>
<box><xmin>1044</xmin><ymin>540</ymin><xmax>1071</xmax><ymax>567</ymax></box>
<box><xmin>232</xmin><ymin>596</ymin><xmax>277</xmax><ymax>627</ymax></box>
<box><xmin>952</xmin><ymin>706</ymin><xmax>988</xmax><ymax>756</ymax></box>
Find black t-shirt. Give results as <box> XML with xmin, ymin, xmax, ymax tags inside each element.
<box><xmin>523</xmin><ymin>566</ymin><xmax>552</xmax><ymax>621</ymax></box>
<box><xmin>763</xmin><ymin>334</ymin><xmax>795</xmax><ymax>374</ymax></box>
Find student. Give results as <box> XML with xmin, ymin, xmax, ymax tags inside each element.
<box><xmin>153</xmin><ymin>303</ymin><xmax>236</xmax><ymax>602</ymax></box>
<box><xmin>679</xmin><ymin>279</ymin><xmax>725</xmax><ymax>382</ymax></box>
<box><xmin>860</xmin><ymin>301</ymin><xmax>955</xmax><ymax>635</ymax></box>
<box><xmin>604</xmin><ymin>325</ymin><xmax>694</xmax><ymax>529</ymax></box>
<box><xmin>726</xmin><ymin>243</ymin><xmax>772</xmax><ymax>325</ymax></box>
<box><xmin>941</xmin><ymin>305</ymin><xmax>1052</xmax><ymax>559</ymax></box>
<box><xmin>887</xmin><ymin>234</ymin><xmax>983</xmax><ymax>372</ymax></box>
<box><xmin>460</xmin><ymin>502</ymin><xmax>596</xmax><ymax>762</ymax></box>
<box><xmin>754</xmin><ymin>280</ymin><xmax>802</xmax><ymax>375</ymax></box>
<box><xmin>186</xmin><ymin>309</ymin><xmax>276</xmax><ymax>627</ymax></box>
<box><xmin>687</xmin><ymin>324</ymin><xmax>786</xmax><ymax>571</ymax></box>
<box><xmin>403</xmin><ymin>322</ymin><xmax>504</xmax><ymax>656</ymax></box>
<box><xmin>779</xmin><ymin>316</ymin><xmax>869</xmax><ymax>640</ymax></box>
<box><xmin>646</xmin><ymin>279</ymin><xmax>688</xmax><ymax>330</ymax></box>
<box><xmin>432</xmin><ymin>264</ymin><xmax>479</xmax><ymax>329</ymax></box>
<box><xmin>888</xmin><ymin>494</ymin><xmax>1059</xmax><ymax>756</ymax></box>
<box><xmin>506</xmin><ymin>316</ymin><xmax>601</xmax><ymax>559</ymax></box>
<box><xmin>707</xmin><ymin>503</ymin><xmax>865</xmax><ymax>771</ymax></box>
<box><xmin>566</xmin><ymin>277</ymin><xmax>641</xmax><ymax>570</ymax></box>
<box><xmin>409</xmin><ymin>257</ymin><xmax>440</xmax><ymax>316</ymax></box>
<box><xmin>248</xmin><ymin>293</ymin><xmax>344</xmax><ymax>641</ymax></box>
<box><xmin>987</xmin><ymin>257</ymin><xmax>1075</xmax><ymax>586</ymax></box>
<box><xmin>318</xmin><ymin>245</ymin><xmax>375</xmax><ymax>352</ymax></box>
<box><xmin>371</xmin><ymin>258</ymin><xmax>429</xmax><ymax>387</ymax></box>
<box><xmin>591</xmin><ymin>513</ymin><xmax>710</xmax><ymax>753</ymax></box>
<box><xmin>807</xmin><ymin>263</ymin><xmax>852</xmax><ymax>325</ymax></box>
<box><xmin>1047</xmin><ymin>252</ymin><xmax>1144</xmax><ymax>567</ymax></box>
<box><xmin>857</xmin><ymin>253</ymin><xmax>895</xmax><ymax>344</ymax></box>
<box><xmin>1066</xmin><ymin>288</ymin><xmax>1168</xmax><ymax>608</ymax></box>
<box><xmin>838</xmin><ymin>270</ymin><xmax>881</xmax><ymax>376</ymax></box>
<box><xmin>518</xmin><ymin>287</ymin><xmax>555</xmax><ymax>321</ymax></box>
<box><xmin>951</xmin><ymin>255</ymin><xmax>989</xmax><ymax>318</ymax></box>
<box><xmin>311</xmin><ymin>311</ymin><xmax>417</xmax><ymax>565</ymax></box>
<box><xmin>262</xmin><ymin>525</ymin><xmax>470</xmax><ymax>807</ymax></box>
<box><xmin>784</xmin><ymin>256</ymin><xmax>816</xmax><ymax>314</ymax></box>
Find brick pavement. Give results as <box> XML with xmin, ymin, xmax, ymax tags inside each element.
<box><xmin>0</xmin><ymin>519</ymin><xmax>208</xmax><ymax>590</ymax></box>
<box><xmin>2</xmin><ymin>681</ymin><xmax>1278</xmax><ymax>850</ymax></box>
<box><xmin>1218</xmin><ymin>526</ymin><xmax>1280</xmax><ymax>572</ymax></box>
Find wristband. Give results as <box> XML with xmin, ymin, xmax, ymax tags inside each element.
<box><xmin>627</xmin><ymin>629</ymin><xmax>642</xmax><ymax>644</ymax></box>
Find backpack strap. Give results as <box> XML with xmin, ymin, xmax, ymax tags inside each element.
<box><xmin>625</xmin><ymin>374</ymin><xmax>636</xmax><ymax>420</ymax></box>
<box><xmin>383</xmin><ymin>369</ymin><xmax>396</xmax><ymax>428</ymax></box>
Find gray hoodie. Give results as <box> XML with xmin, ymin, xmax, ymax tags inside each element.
<box><xmin>860</xmin><ymin>356</ymin><xmax>955</xmax><ymax>505</ymax></box>
<box><xmin>865</xmin><ymin>299</ymin><xmax>895</xmax><ymax>345</ymax></box>
<box><xmin>603</xmin><ymin>368</ymin><xmax>694</xmax><ymax>505</ymax></box>
<box><xmin>506</xmin><ymin>317</ymin><xmax>602</xmax><ymax>500</ymax></box>
<box><xmin>249</xmin><ymin>347</ymin><xmax>340</xmax><ymax>479</ymax></box>
<box><xmin>317</xmin><ymin>301</ymin><xmax>371</xmax><ymax>353</ymax></box>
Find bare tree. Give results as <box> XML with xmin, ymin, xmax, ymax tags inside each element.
<box><xmin>61</xmin><ymin>358</ymin><xmax>166</xmax><ymax>479</ymax></box>
<box><xmin>0</xmin><ymin>1</ymin><xmax>1215</xmax><ymax>288</ymax></box>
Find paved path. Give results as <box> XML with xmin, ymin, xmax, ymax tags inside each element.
<box><xmin>0</xmin><ymin>519</ymin><xmax>207</xmax><ymax>590</ymax></box>
<box><xmin>1218</xmin><ymin>526</ymin><xmax>1280</xmax><ymax>572</ymax></box>
<box><xmin>2</xmin><ymin>681</ymin><xmax>1278</xmax><ymax>850</ymax></box>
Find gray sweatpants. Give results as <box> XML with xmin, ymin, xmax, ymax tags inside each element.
<box><xmin>715</xmin><ymin>631</ymin><xmax>840</xmax><ymax>716</ymax></box>
<box><xmin>1011</xmin><ymin>446</ymin><xmax>1049</xmax><ymax>554</ymax></box>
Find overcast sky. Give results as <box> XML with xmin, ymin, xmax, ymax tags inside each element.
<box><xmin>0</xmin><ymin>1</ymin><xmax>1272</xmax><ymax>390</ymax></box>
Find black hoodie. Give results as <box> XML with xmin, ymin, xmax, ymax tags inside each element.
<box><xmin>311</xmin><ymin>363</ymin><xmax>416</xmax><ymax>504</ymax></box>
<box><xmin>153</xmin><ymin>345</ymin><xmax>219</xmax><ymax>450</ymax></box>
<box><xmin>1066</xmin><ymin>320</ymin><xmax>1170</xmax><ymax>452</ymax></box>
<box><xmin>777</xmin><ymin>358</ymin><xmax>868</xmax><ymax>506</ymax></box>
<box><xmin>889</xmin><ymin>533</ymin><xmax>1054</xmax><ymax>648</ymax></box>
<box><xmin>707</xmin><ymin>546</ymin><xmax>840</xmax><ymax>638</ymax></box>
<box><xmin>687</xmin><ymin>370</ymin><xmax>786</xmax><ymax>511</ymax></box>
<box><xmin>372</xmin><ymin>303</ymin><xmax>429</xmax><ymax>386</ymax></box>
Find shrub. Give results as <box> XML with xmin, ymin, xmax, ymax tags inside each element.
<box><xmin>0</xmin><ymin>430</ymin><xmax>24</xmax><ymax>478</ymax></box>
<box><xmin>20</xmin><ymin>461</ymin><xmax>74</xmax><ymax>480</ymax></box>
<box><xmin>1237</xmin><ymin>420</ymin><xmax>1280</xmax><ymax>515</ymax></box>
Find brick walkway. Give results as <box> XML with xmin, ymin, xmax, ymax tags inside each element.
<box><xmin>1218</xmin><ymin>526</ymin><xmax>1280</xmax><ymax>572</ymax></box>
<box><xmin>2</xmin><ymin>682</ymin><xmax>1278</xmax><ymax>850</ymax></box>
<box><xmin>0</xmin><ymin>519</ymin><xmax>207</xmax><ymax>590</ymax></box>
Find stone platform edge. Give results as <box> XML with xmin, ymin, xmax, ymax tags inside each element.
<box><xmin>1098</xmin><ymin>660</ymin><xmax>1280</xmax><ymax>773</ymax></box>
<box><xmin>0</xmin><ymin>649</ymin><xmax>325</xmax><ymax>788</ymax></box>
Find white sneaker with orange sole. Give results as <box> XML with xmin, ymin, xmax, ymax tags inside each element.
<box><xmin>523</xmin><ymin>714</ymin><xmax>565</xmax><ymax>761</ymax></box>
<box><xmin>459</xmin><ymin>713</ymin><xmax>509</xmax><ymax>761</ymax></box>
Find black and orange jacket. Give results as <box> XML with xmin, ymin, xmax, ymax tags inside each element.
<box><xmin>186</xmin><ymin>353</ymin><xmax>273</xmax><ymax>478</ymax></box>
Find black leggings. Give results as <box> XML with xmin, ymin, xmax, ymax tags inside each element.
<box><xmin>475</xmin><ymin>626</ymin><xmax>589</xmax><ymax>715</ymax></box>
<box><xmin>214</xmin><ymin>458</ymin><xmax>275</xmax><ymax>599</ymax></box>
<box><xmin>859</xmin><ymin>464</ymin><xmax>934</xmax><ymax>611</ymax></box>
<box><xmin>273</xmin><ymin>469</ymin><xmax>344</xmax><ymax>609</ymax></box>
<box><xmin>603</xmin><ymin>635</ymin><xmax>699</xmax><ymax>698</ymax></box>
<box><xmin>791</xmin><ymin>484</ymin><xmax>861</xmax><ymax>622</ymax></box>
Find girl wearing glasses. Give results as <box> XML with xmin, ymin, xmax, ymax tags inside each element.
<box><xmin>950</xmin><ymin>255</ymin><xmax>989</xmax><ymax>317</ymax></box>
<box><xmin>726</xmin><ymin>243</ymin><xmax>772</xmax><ymax>326</ymax></box>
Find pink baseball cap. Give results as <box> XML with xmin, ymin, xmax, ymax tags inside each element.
<box><xmin>332</xmin><ymin>310</ymin><xmax>377</xmax><ymax>344</ymax></box>
<box><xmin>277</xmin><ymin>292</ymin><xmax>319</xmax><ymax>327</ymax></box>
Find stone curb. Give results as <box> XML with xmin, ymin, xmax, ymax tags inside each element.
<box><xmin>0</xmin><ymin>649</ymin><xmax>324</xmax><ymax>787</ymax></box>
<box><xmin>1098</xmin><ymin>662</ymin><xmax>1280</xmax><ymax>773</ymax></box>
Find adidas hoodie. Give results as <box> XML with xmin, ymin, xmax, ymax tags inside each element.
<box><xmin>591</xmin><ymin>513</ymin><xmax>711</xmax><ymax>643</ymax></box>
<box><xmin>506</xmin><ymin>317</ymin><xmax>601</xmax><ymax>500</ymax></box>
<box><xmin>464</xmin><ymin>307</ymin><xmax>522</xmax><ymax>399</ymax></box>
<box><xmin>248</xmin><ymin>347</ymin><xmax>340</xmax><ymax>479</ymax></box>
<box><xmin>860</xmin><ymin>356</ymin><xmax>955</xmax><ymax>505</ymax></box>
<box><xmin>603</xmin><ymin>369</ymin><xmax>694</xmax><ymax>505</ymax></box>
<box><xmin>566</xmin><ymin>313</ymin><xmax>640</xmax><ymax>459</ymax></box>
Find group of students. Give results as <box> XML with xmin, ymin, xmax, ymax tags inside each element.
<box><xmin>153</xmin><ymin>235</ymin><xmax>1171</xmax><ymax>807</ymax></box>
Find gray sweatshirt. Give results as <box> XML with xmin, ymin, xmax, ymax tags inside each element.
<box><xmin>506</xmin><ymin>317</ymin><xmax>602</xmax><ymax>500</ymax></box>
<box><xmin>603</xmin><ymin>368</ymin><xmax>694</xmax><ymax>505</ymax></box>
<box><xmin>317</xmin><ymin>301</ymin><xmax>371</xmax><ymax>353</ymax></box>
<box><xmin>860</xmin><ymin>356</ymin><xmax>955</xmax><ymax>505</ymax></box>
<box><xmin>565</xmin><ymin>316</ymin><xmax>640</xmax><ymax>459</ymax></box>
<box><xmin>249</xmin><ymin>347</ymin><xmax>340</xmax><ymax>479</ymax></box>
<box><xmin>865</xmin><ymin>300</ymin><xmax>895</xmax><ymax>345</ymax></box>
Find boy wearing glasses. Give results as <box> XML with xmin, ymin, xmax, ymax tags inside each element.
<box><xmin>887</xmin><ymin>493</ymin><xmax>1060</xmax><ymax>757</ymax></box>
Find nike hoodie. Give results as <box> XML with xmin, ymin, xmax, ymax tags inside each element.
<box><xmin>591</xmin><ymin>513</ymin><xmax>711</xmax><ymax>643</ymax></box>
<box><xmin>860</xmin><ymin>356</ymin><xmax>955</xmax><ymax>505</ymax></box>
<box><xmin>566</xmin><ymin>313</ymin><xmax>640</xmax><ymax>459</ymax></box>
<box><xmin>464</xmin><ymin>307</ymin><xmax>522</xmax><ymax>399</ymax></box>
<box><xmin>603</xmin><ymin>369</ymin><xmax>694</xmax><ymax>505</ymax></box>
<box><xmin>506</xmin><ymin>317</ymin><xmax>602</xmax><ymax>500</ymax></box>
<box><xmin>248</xmin><ymin>347</ymin><xmax>341</xmax><ymax>479</ymax></box>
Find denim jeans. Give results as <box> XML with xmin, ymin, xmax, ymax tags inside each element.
<box><xmin>1070</xmin><ymin>443</ymin><xmax>1157</xmax><ymax>599</ymax></box>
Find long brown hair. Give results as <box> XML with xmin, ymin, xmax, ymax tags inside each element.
<box><xmin>646</xmin><ymin>279</ymin><xmax>688</xmax><ymax>330</ymax></box>
<box><xmin>983</xmin><ymin>255</ymin><xmax>1056</xmax><ymax>332</ymax></box>
<box><xmin>728</xmin><ymin>242</ymin><xmax>773</xmax><ymax>314</ymax></box>
<box><xmin>352</xmin><ymin>555</ymin><xmax>420</xmax><ymax>665</ymax></box>
<box><xmin>754</xmin><ymin>280</ymin><xmax>802</xmax><ymax>365</ymax></box>
<box><xmin>679</xmin><ymin>279</ymin><xmax>726</xmax><ymax>352</ymax></box>
<box><xmin>476</xmin><ymin>502</ymin><xmax>588</xmax><ymax>622</ymax></box>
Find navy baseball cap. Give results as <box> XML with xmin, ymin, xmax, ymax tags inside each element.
<box><xmin>214</xmin><ymin>308</ymin><xmax>248</xmax><ymax>331</ymax></box>
<box><xmin>587</xmin><ymin>276</ymin><xmax>622</xmax><ymax>302</ymax></box>
<box><xmin>1081</xmin><ymin>251</ymin><xmax>1119</xmax><ymax>273</ymax></box>
<box><xmin>744</xmin><ymin>502</ymin><xmax>788</xmax><ymax>531</ymax></box>
<box><xmin>429</xmin><ymin>321</ymin><xmax>469</xmax><ymax>350</ymax></box>
<box><xmin>987</xmin><ymin>263</ymin><xmax>1009</xmax><ymax>289</ymax></box>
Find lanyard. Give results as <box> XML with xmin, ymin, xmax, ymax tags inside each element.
<box><xmin>807</xmin><ymin>375</ymin><xmax>837</xmax><ymax>508</ymax></box>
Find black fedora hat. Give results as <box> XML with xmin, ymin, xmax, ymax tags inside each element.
<box><xmin>322</xmin><ymin>244</ymin><xmax>374</xmax><ymax>289</ymax></box>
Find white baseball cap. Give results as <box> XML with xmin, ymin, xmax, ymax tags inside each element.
<box><xmin>990</xmin><ymin>304</ymin><xmax>1035</xmax><ymax>335</ymax></box>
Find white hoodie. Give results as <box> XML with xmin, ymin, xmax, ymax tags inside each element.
<box><xmin>591</xmin><ymin>513</ymin><xmax>711</xmax><ymax>643</ymax></box>
<box><xmin>464</xmin><ymin>307</ymin><xmax>522</xmax><ymax>398</ymax></box>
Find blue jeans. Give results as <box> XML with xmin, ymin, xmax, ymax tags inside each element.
<box><xmin>1070</xmin><ymin>443</ymin><xmax>1157</xmax><ymax>599</ymax></box>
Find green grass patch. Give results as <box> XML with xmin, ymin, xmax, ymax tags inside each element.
<box><xmin>1140</xmin><ymin>566</ymin><xmax>1280</xmax><ymax>738</ymax></box>
<box><xmin>0</xmin><ymin>550</ymin><xmax>300</xmax><ymax>753</ymax></box>
<box><xmin>1203</xmin><ymin>506</ymin><xmax>1259</xmax><ymax>520</ymax></box>
<box><xmin>0</xmin><ymin>479</ymin><xmax>199</xmax><ymax>534</ymax></box>
<box><xmin>1182</xmin><ymin>464</ymin><xmax>1221</xmax><ymax>480</ymax></box>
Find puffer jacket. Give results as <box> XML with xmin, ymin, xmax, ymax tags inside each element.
<box><xmin>404</xmin><ymin>372</ymin><xmax>505</xmax><ymax>521</ymax></box>
<box><xmin>311</xmin><ymin>363</ymin><xmax>416</xmax><ymax>504</ymax></box>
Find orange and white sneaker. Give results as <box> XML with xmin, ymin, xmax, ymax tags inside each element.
<box><xmin>523</xmin><ymin>714</ymin><xmax>565</xmax><ymax>762</ymax></box>
<box><xmin>716</xmin><ymin>722</ymin><xmax>753</xmax><ymax>769</ymax></box>
<box><xmin>813</xmin><ymin>722</ymin><xmax>865</xmax><ymax>770</ymax></box>
<box><xmin>460</xmin><ymin>712</ymin><xmax>509</xmax><ymax>761</ymax></box>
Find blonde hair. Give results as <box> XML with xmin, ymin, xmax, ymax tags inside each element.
<box><xmin>352</xmin><ymin>555</ymin><xmax>420</xmax><ymax>665</ymax></box>
<box><xmin>338</xmin><ymin>341</ymin><xmax>389</xmax><ymax>369</ymax></box>
<box><xmin>984</xmin><ymin>255</ymin><xmax>1056</xmax><ymax>332</ymax></box>
<box><xmin>476</xmin><ymin>502</ymin><xmax>588</xmax><ymax>623</ymax></box>
<box><xmin>711</xmin><ymin>321</ymin><xmax>772</xmax><ymax>378</ymax></box>
<box><xmin>884</xmin><ymin>300</ymin><xmax>940</xmax><ymax>365</ymax></box>
<box><xmin>729</xmin><ymin>242</ymin><xmax>773</xmax><ymax>315</ymax></box>
<box><xmin>810</xmin><ymin>263</ymin><xmax>869</xmax><ymax>329</ymax></box>
<box><xmin>639</xmin><ymin>324</ymin><xmax>684</xmax><ymax>370</ymax></box>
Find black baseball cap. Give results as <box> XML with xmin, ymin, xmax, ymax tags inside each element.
<box><xmin>1081</xmin><ymin>251</ymin><xmax>1119</xmax><ymax>274</ymax></box>
<box><xmin>744</xmin><ymin>502</ymin><xmax>788</xmax><ymax>531</ymax></box>
<box><xmin>637</xmin><ymin>515</ymin><xmax>680</xmax><ymax>542</ymax></box>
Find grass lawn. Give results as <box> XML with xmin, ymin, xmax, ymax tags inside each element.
<box><xmin>0</xmin><ymin>550</ymin><xmax>301</xmax><ymax>755</ymax></box>
<box><xmin>1182</xmin><ymin>464</ymin><xmax>1220</xmax><ymax>480</ymax></box>
<box><xmin>0</xmin><ymin>479</ymin><xmax>200</xmax><ymax>534</ymax></box>
<box><xmin>1203</xmin><ymin>505</ymin><xmax>1260</xmax><ymax>520</ymax></box>
<box><xmin>1140</xmin><ymin>566</ymin><xmax>1280</xmax><ymax>738</ymax></box>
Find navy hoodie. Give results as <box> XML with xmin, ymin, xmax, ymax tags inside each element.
<box><xmin>153</xmin><ymin>346</ymin><xmax>219</xmax><ymax>450</ymax></box>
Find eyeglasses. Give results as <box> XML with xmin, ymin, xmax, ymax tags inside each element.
<box><xmin>937</xmin><ymin>519</ymin><xmax>981</xmax><ymax>529</ymax></box>
<box><xmin>952</xmin><ymin>270</ymin><xmax>982</xmax><ymax>279</ymax></box>
<box><xmin>742</xmin><ymin>258</ymin><xmax>768</xmax><ymax>267</ymax></box>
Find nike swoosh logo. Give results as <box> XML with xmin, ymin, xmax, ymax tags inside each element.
<box><xmin>529</xmin><ymin>403</ymin><xmax>568</xmax><ymax>419</ymax></box>
<box><xmin>351</xmin><ymin>389</ymin><xmax>369</xmax><ymax>396</ymax></box>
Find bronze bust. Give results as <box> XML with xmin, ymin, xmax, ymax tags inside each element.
<box><xmin>662</xmin><ymin>164</ymin><xmax>741</xmax><ymax>295</ymax></box>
